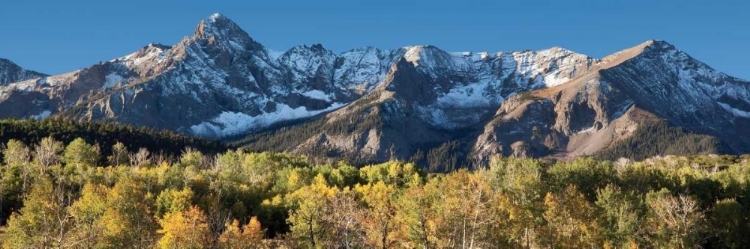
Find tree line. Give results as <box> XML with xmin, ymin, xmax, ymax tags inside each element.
<box><xmin>1</xmin><ymin>136</ymin><xmax>750</xmax><ymax>248</ymax></box>
<box><xmin>0</xmin><ymin>118</ymin><xmax>229</xmax><ymax>164</ymax></box>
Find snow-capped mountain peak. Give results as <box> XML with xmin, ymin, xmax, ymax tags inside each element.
<box><xmin>197</xmin><ymin>12</ymin><xmax>239</xmax><ymax>35</ymax></box>
<box><xmin>403</xmin><ymin>45</ymin><xmax>425</xmax><ymax>65</ymax></box>
<box><xmin>0</xmin><ymin>58</ymin><xmax>47</xmax><ymax>85</ymax></box>
<box><xmin>2</xmin><ymin>13</ymin><xmax>749</xmax><ymax>163</ymax></box>
<box><xmin>192</xmin><ymin>13</ymin><xmax>263</xmax><ymax>52</ymax></box>
<box><xmin>642</xmin><ymin>39</ymin><xmax>677</xmax><ymax>52</ymax></box>
<box><xmin>208</xmin><ymin>12</ymin><xmax>224</xmax><ymax>22</ymax></box>
<box><xmin>607</xmin><ymin>39</ymin><xmax>750</xmax><ymax>119</ymax></box>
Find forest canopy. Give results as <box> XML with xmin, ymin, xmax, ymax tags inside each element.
<box><xmin>0</xmin><ymin>118</ymin><xmax>228</xmax><ymax>163</ymax></box>
<box><xmin>1</xmin><ymin>135</ymin><xmax>749</xmax><ymax>248</ymax></box>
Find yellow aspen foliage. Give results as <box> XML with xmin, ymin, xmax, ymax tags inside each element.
<box><xmin>219</xmin><ymin>217</ymin><xmax>265</xmax><ymax>248</ymax></box>
<box><xmin>356</xmin><ymin>181</ymin><xmax>399</xmax><ymax>248</ymax></box>
<box><xmin>286</xmin><ymin>174</ymin><xmax>337</xmax><ymax>247</ymax></box>
<box><xmin>243</xmin><ymin>217</ymin><xmax>265</xmax><ymax>241</ymax></box>
<box><xmin>157</xmin><ymin>205</ymin><xmax>213</xmax><ymax>249</ymax></box>
<box><xmin>542</xmin><ymin>185</ymin><xmax>599</xmax><ymax>248</ymax></box>
<box><xmin>3</xmin><ymin>178</ymin><xmax>70</xmax><ymax>249</ymax></box>
<box><xmin>99</xmin><ymin>177</ymin><xmax>158</xmax><ymax>248</ymax></box>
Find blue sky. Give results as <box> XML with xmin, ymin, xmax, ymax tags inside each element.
<box><xmin>1</xmin><ymin>0</ymin><xmax>748</xmax><ymax>79</ymax></box>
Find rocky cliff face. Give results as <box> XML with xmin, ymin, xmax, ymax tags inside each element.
<box><xmin>242</xmin><ymin>40</ymin><xmax>750</xmax><ymax>168</ymax></box>
<box><xmin>281</xmin><ymin>45</ymin><xmax>601</xmax><ymax>163</ymax></box>
<box><xmin>1</xmin><ymin>14</ymin><xmax>748</xmax><ymax>168</ymax></box>
<box><xmin>469</xmin><ymin>40</ymin><xmax>750</xmax><ymax>164</ymax></box>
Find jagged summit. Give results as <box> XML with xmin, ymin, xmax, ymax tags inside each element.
<box><xmin>207</xmin><ymin>13</ymin><xmax>225</xmax><ymax>22</ymax></box>
<box><xmin>0</xmin><ymin>58</ymin><xmax>47</xmax><ymax>85</ymax></box>
<box><xmin>598</xmin><ymin>39</ymin><xmax>673</xmax><ymax>69</ymax></box>
<box><xmin>633</xmin><ymin>39</ymin><xmax>681</xmax><ymax>58</ymax></box>
<box><xmin>193</xmin><ymin>13</ymin><xmax>248</xmax><ymax>40</ymax></box>
<box><xmin>203</xmin><ymin>12</ymin><xmax>234</xmax><ymax>27</ymax></box>
<box><xmin>146</xmin><ymin>42</ymin><xmax>171</xmax><ymax>50</ymax></box>
<box><xmin>642</xmin><ymin>39</ymin><xmax>675</xmax><ymax>49</ymax></box>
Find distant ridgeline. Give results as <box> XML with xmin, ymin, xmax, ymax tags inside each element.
<box><xmin>0</xmin><ymin>117</ymin><xmax>731</xmax><ymax>172</ymax></box>
<box><xmin>236</xmin><ymin>118</ymin><xmax>729</xmax><ymax>171</ymax></box>
<box><xmin>0</xmin><ymin>118</ymin><xmax>230</xmax><ymax>163</ymax></box>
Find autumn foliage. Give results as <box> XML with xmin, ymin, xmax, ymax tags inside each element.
<box><xmin>1</xmin><ymin>137</ymin><xmax>749</xmax><ymax>248</ymax></box>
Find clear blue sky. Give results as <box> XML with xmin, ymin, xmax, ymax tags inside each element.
<box><xmin>1</xmin><ymin>0</ymin><xmax>748</xmax><ymax>79</ymax></box>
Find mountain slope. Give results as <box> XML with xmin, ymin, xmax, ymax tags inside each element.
<box><xmin>0</xmin><ymin>14</ymin><xmax>748</xmax><ymax>169</ymax></box>
<box><xmin>0</xmin><ymin>14</ymin><xmax>396</xmax><ymax>135</ymax></box>
<box><xmin>240</xmin><ymin>40</ymin><xmax>750</xmax><ymax>170</ymax></box>
<box><xmin>470</xmin><ymin>40</ymin><xmax>750</xmax><ymax>163</ymax></box>
<box><xmin>0</xmin><ymin>58</ymin><xmax>46</xmax><ymax>85</ymax></box>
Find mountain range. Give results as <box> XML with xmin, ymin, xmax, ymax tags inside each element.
<box><xmin>1</xmin><ymin>13</ymin><xmax>749</xmax><ymax>170</ymax></box>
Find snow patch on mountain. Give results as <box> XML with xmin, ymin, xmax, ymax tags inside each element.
<box><xmin>266</xmin><ymin>49</ymin><xmax>284</xmax><ymax>60</ymax></box>
<box><xmin>404</xmin><ymin>46</ymin><xmax>423</xmax><ymax>66</ymax></box>
<box><xmin>415</xmin><ymin>105</ymin><xmax>451</xmax><ymax>127</ymax></box>
<box><xmin>576</xmin><ymin>126</ymin><xmax>597</xmax><ymax>134</ymax></box>
<box><xmin>414</xmin><ymin>104</ymin><xmax>484</xmax><ymax>129</ymax></box>
<box><xmin>435</xmin><ymin>80</ymin><xmax>503</xmax><ymax>108</ymax></box>
<box><xmin>543</xmin><ymin>74</ymin><xmax>571</xmax><ymax>87</ymax></box>
<box><xmin>190</xmin><ymin>102</ymin><xmax>346</xmax><ymax>137</ymax></box>
<box><xmin>512</xmin><ymin>48</ymin><xmax>594</xmax><ymax>88</ymax></box>
<box><xmin>12</xmin><ymin>80</ymin><xmax>37</xmax><ymax>92</ymax></box>
<box><xmin>719</xmin><ymin>102</ymin><xmax>750</xmax><ymax>118</ymax></box>
<box><xmin>103</xmin><ymin>73</ymin><xmax>124</xmax><ymax>88</ymax></box>
<box><xmin>628</xmin><ymin>42</ymin><xmax>750</xmax><ymax>116</ymax></box>
<box><xmin>208</xmin><ymin>13</ymin><xmax>223</xmax><ymax>22</ymax></box>
<box><xmin>118</xmin><ymin>44</ymin><xmax>169</xmax><ymax>67</ymax></box>
<box><xmin>334</xmin><ymin>47</ymin><xmax>394</xmax><ymax>93</ymax></box>
<box><xmin>41</xmin><ymin>71</ymin><xmax>79</xmax><ymax>87</ymax></box>
<box><xmin>31</xmin><ymin>110</ymin><xmax>52</xmax><ymax>120</ymax></box>
<box><xmin>301</xmin><ymin>90</ymin><xmax>331</xmax><ymax>102</ymax></box>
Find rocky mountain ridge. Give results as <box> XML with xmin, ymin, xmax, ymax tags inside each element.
<box><xmin>1</xmin><ymin>14</ymin><xmax>748</xmax><ymax>168</ymax></box>
<box><xmin>239</xmin><ymin>40</ymin><xmax>750</xmax><ymax>169</ymax></box>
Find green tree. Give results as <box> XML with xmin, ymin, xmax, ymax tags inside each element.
<box><xmin>68</xmin><ymin>183</ymin><xmax>110</xmax><ymax>248</ymax></box>
<box><xmin>155</xmin><ymin>188</ymin><xmax>194</xmax><ymax>218</ymax></box>
<box><xmin>395</xmin><ymin>184</ymin><xmax>438</xmax><ymax>248</ymax></box>
<box><xmin>34</xmin><ymin>136</ymin><xmax>64</xmax><ymax>170</ymax></box>
<box><xmin>709</xmin><ymin>199</ymin><xmax>745</xmax><ymax>248</ymax></box>
<box><xmin>486</xmin><ymin>156</ymin><xmax>545</xmax><ymax>248</ymax></box>
<box><xmin>3</xmin><ymin>139</ymin><xmax>31</xmax><ymax>166</ymax></box>
<box><xmin>547</xmin><ymin>157</ymin><xmax>616</xmax><ymax>201</ymax></box>
<box><xmin>3</xmin><ymin>177</ymin><xmax>73</xmax><ymax>248</ymax></box>
<box><xmin>287</xmin><ymin>174</ymin><xmax>336</xmax><ymax>247</ymax></box>
<box><xmin>108</xmin><ymin>142</ymin><xmax>129</xmax><ymax>167</ymax></box>
<box><xmin>62</xmin><ymin>138</ymin><xmax>100</xmax><ymax>167</ymax></box>
<box><xmin>99</xmin><ymin>177</ymin><xmax>158</xmax><ymax>248</ymax></box>
<box><xmin>594</xmin><ymin>184</ymin><xmax>643</xmax><ymax>248</ymax></box>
